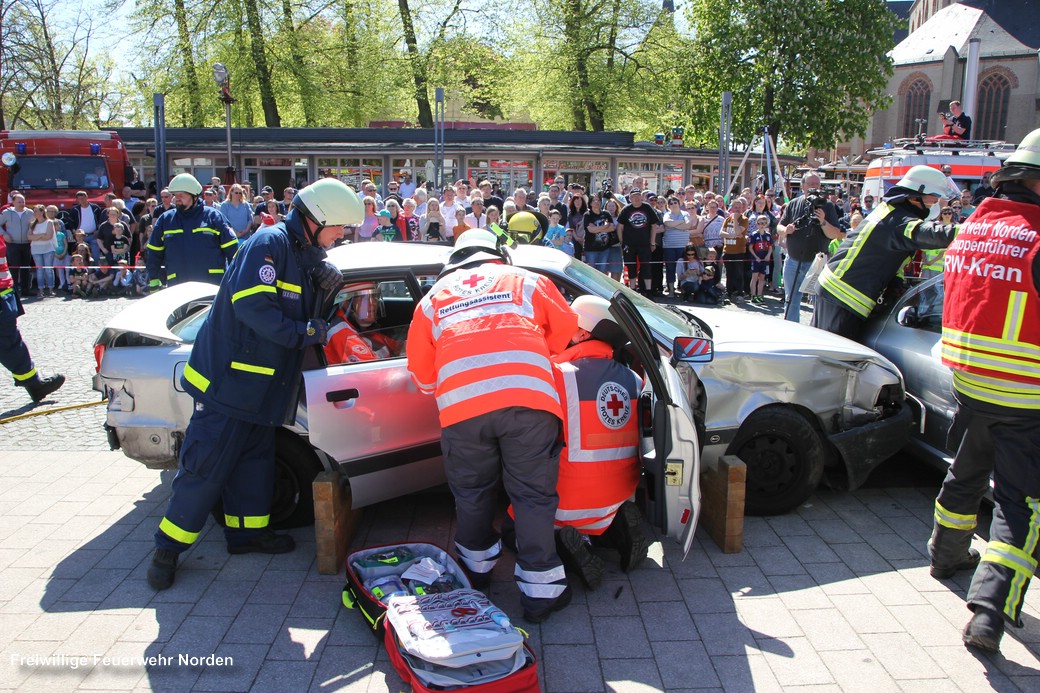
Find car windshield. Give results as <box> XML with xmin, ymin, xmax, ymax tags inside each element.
<box><xmin>9</xmin><ymin>155</ymin><xmax>110</xmax><ymax>190</ymax></box>
<box><xmin>561</xmin><ymin>258</ymin><xmax>703</xmax><ymax>342</ymax></box>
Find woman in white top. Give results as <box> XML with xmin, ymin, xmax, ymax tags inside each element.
<box><xmin>28</xmin><ymin>204</ymin><xmax>57</xmax><ymax>296</ymax></box>
<box><xmin>420</xmin><ymin>198</ymin><xmax>448</xmax><ymax>241</ymax></box>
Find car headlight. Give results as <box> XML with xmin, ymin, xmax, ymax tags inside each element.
<box><xmin>843</xmin><ymin>361</ymin><xmax>904</xmax><ymax>427</ymax></box>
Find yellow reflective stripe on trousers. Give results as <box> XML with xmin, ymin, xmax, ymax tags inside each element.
<box><xmin>231</xmin><ymin>284</ymin><xmax>277</xmax><ymax>303</ymax></box>
<box><xmin>0</xmin><ymin>287</ymin><xmax>13</xmax><ymax>297</ymax></box>
<box><xmin>934</xmin><ymin>501</ymin><xmax>977</xmax><ymax>530</ymax></box>
<box><xmin>13</xmin><ymin>367</ymin><xmax>37</xmax><ymax>381</ymax></box>
<box><xmin>230</xmin><ymin>361</ymin><xmax>275</xmax><ymax>376</ymax></box>
<box><xmin>159</xmin><ymin>517</ymin><xmax>200</xmax><ymax>544</ymax></box>
<box><xmin>182</xmin><ymin>363</ymin><xmax>210</xmax><ymax>393</ymax></box>
<box><xmin>168</xmin><ymin>272</ymin><xmax>177</xmax><ymax>280</ymax></box>
<box><xmin>224</xmin><ymin>514</ymin><xmax>270</xmax><ymax>529</ymax></box>
<box><xmin>208</xmin><ymin>268</ymin><xmax>225</xmax><ymax>274</ymax></box>
<box><xmin>1003</xmin><ymin>291</ymin><xmax>1028</xmax><ymax>343</ymax></box>
<box><xmin>1005</xmin><ymin>498</ymin><xmax>1040</xmax><ymax>620</ymax></box>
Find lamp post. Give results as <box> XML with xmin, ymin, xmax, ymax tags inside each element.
<box><xmin>212</xmin><ymin>63</ymin><xmax>236</xmax><ymax>185</ymax></box>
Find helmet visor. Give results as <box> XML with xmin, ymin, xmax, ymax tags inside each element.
<box><xmin>349</xmin><ymin>291</ymin><xmax>382</xmax><ymax>323</ymax></box>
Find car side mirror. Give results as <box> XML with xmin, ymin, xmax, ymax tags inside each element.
<box><xmin>671</xmin><ymin>336</ymin><xmax>714</xmax><ymax>365</ymax></box>
<box><xmin>897</xmin><ymin>305</ymin><xmax>919</xmax><ymax>328</ymax></box>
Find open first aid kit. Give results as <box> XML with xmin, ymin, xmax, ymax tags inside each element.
<box><xmin>342</xmin><ymin>543</ymin><xmax>539</xmax><ymax>691</ymax></box>
<box><xmin>342</xmin><ymin>542</ymin><xmax>472</xmax><ymax>638</ymax></box>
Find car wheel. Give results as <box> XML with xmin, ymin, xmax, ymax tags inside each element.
<box><xmin>211</xmin><ymin>432</ymin><xmax>324</xmax><ymax>530</ymax></box>
<box><xmin>728</xmin><ymin>407</ymin><xmax>825</xmax><ymax>516</ymax></box>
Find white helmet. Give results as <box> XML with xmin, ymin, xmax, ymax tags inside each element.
<box><xmin>294</xmin><ymin>179</ymin><xmax>364</xmax><ymax>228</ymax></box>
<box><xmin>441</xmin><ymin>228</ymin><xmax>509</xmax><ymax>274</ymax></box>
<box><xmin>895</xmin><ymin>165</ymin><xmax>960</xmax><ymax>199</ymax></box>
<box><xmin>168</xmin><ymin>173</ymin><xmax>203</xmax><ymax>196</ymax></box>
<box><xmin>992</xmin><ymin>127</ymin><xmax>1040</xmax><ymax>188</ymax></box>
<box><xmin>571</xmin><ymin>295</ymin><xmax>614</xmax><ymax>333</ymax></box>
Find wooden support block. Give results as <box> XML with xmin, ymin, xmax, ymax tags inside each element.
<box><xmin>699</xmin><ymin>455</ymin><xmax>746</xmax><ymax>554</ymax></box>
<box><xmin>313</xmin><ymin>470</ymin><xmax>364</xmax><ymax>575</ymax></box>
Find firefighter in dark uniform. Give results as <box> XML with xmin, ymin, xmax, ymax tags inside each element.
<box><xmin>815</xmin><ymin>165</ymin><xmax>960</xmax><ymax>342</ymax></box>
<box><xmin>146</xmin><ymin>173</ymin><xmax>239</xmax><ymax>288</ymax></box>
<box><xmin>938</xmin><ymin>129</ymin><xmax>1040</xmax><ymax>652</ymax></box>
<box><xmin>406</xmin><ymin>229</ymin><xmax>579</xmax><ymax>624</ymax></box>
<box><xmin>147</xmin><ymin>178</ymin><xmax>362</xmax><ymax>590</ymax></box>
<box><xmin>0</xmin><ymin>236</ymin><xmax>64</xmax><ymax>402</ymax></box>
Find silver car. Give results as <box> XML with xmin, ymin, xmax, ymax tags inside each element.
<box><xmin>862</xmin><ymin>275</ymin><xmax>956</xmax><ymax>470</ymax></box>
<box><xmin>92</xmin><ymin>242</ymin><xmax>910</xmax><ymax>523</ymax></box>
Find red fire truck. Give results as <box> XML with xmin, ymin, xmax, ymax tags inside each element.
<box><xmin>0</xmin><ymin>130</ymin><xmax>133</xmax><ymax>212</ymax></box>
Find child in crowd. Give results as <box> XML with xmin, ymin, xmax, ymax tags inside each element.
<box><xmin>109</xmin><ymin>223</ymin><xmax>130</xmax><ymax>265</ymax></box>
<box><xmin>747</xmin><ymin>215</ymin><xmax>774</xmax><ymax>304</ymax></box>
<box><xmin>112</xmin><ymin>260</ymin><xmax>136</xmax><ymax>296</ymax></box>
<box><xmin>373</xmin><ymin>209</ymin><xmax>397</xmax><ymax>242</ymax></box>
<box><xmin>87</xmin><ymin>258</ymin><xmax>115</xmax><ymax>296</ymax></box>
<box><xmin>676</xmin><ymin>245</ymin><xmax>704</xmax><ymax>302</ymax></box>
<box><xmin>694</xmin><ymin>248</ymin><xmax>723</xmax><ymax>304</ymax></box>
<box><xmin>68</xmin><ymin>254</ymin><xmax>90</xmax><ymax>298</ymax></box>
<box><xmin>544</xmin><ymin>209</ymin><xmax>575</xmax><ymax>256</ymax></box>
<box><xmin>452</xmin><ymin>207</ymin><xmax>470</xmax><ymax>241</ymax></box>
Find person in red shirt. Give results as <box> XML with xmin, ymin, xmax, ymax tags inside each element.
<box><xmin>0</xmin><ymin>237</ymin><xmax>64</xmax><ymax>402</ymax></box>
<box><xmin>324</xmin><ymin>281</ymin><xmax>400</xmax><ymax>364</ymax></box>
<box><xmin>406</xmin><ymin>229</ymin><xmax>578</xmax><ymax>624</ymax></box>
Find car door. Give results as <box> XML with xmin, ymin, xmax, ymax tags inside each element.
<box><xmin>608</xmin><ymin>290</ymin><xmax>705</xmax><ymax>558</ymax></box>
<box><xmin>304</xmin><ymin>275</ymin><xmax>445</xmax><ymax>508</ymax></box>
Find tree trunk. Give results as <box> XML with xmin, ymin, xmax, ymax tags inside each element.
<box><xmin>342</xmin><ymin>1</ymin><xmax>361</xmax><ymax>126</ymax></box>
<box><xmin>397</xmin><ymin>0</ymin><xmax>433</xmax><ymax>127</ymax></box>
<box><xmin>173</xmin><ymin>0</ymin><xmax>204</xmax><ymax>127</ymax></box>
<box><xmin>281</xmin><ymin>0</ymin><xmax>315</xmax><ymax>126</ymax></box>
<box><xmin>562</xmin><ymin>0</ymin><xmax>586</xmax><ymax>130</ymax></box>
<box><xmin>243</xmin><ymin>0</ymin><xmax>281</xmax><ymax>127</ymax></box>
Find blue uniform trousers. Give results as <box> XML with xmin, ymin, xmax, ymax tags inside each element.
<box><xmin>155</xmin><ymin>402</ymin><xmax>276</xmax><ymax>553</ymax></box>
<box><xmin>0</xmin><ymin>290</ymin><xmax>34</xmax><ymax>382</ymax></box>
<box><xmin>965</xmin><ymin>407</ymin><xmax>1040</xmax><ymax>627</ymax></box>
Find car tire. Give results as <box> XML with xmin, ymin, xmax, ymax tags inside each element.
<box><xmin>728</xmin><ymin>407</ymin><xmax>825</xmax><ymax>516</ymax></box>
<box><xmin>211</xmin><ymin>432</ymin><xmax>324</xmax><ymax>530</ymax></box>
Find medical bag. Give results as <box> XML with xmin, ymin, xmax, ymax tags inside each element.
<box><xmin>341</xmin><ymin>542</ymin><xmax>470</xmax><ymax>638</ymax></box>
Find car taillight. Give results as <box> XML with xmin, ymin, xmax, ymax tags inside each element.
<box><xmin>93</xmin><ymin>343</ymin><xmax>106</xmax><ymax>373</ymax></box>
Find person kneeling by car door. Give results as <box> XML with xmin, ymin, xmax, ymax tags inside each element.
<box><xmin>406</xmin><ymin>229</ymin><xmax>578</xmax><ymax>624</ymax></box>
<box><xmin>147</xmin><ymin>178</ymin><xmax>363</xmax><ymax>591</ymax></box>
<box><xmin>507</xmin><ymin>296</ymin><xmax>651</xmax><ymax>591</ymax></box>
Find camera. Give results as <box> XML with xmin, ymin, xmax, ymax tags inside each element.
<box><xmin>796</xmin><ymin>189</ymin><xmax>828</xmax><ymax>230</ymax></box>
<box><xmin>804</xmin><ymin>189</ymin><xmax>829</xmax><ymax>210</ymax></box>
<box><xmin>939</xmin><ymin>111</ymin><xmax>951</xmax><ymax>120</ymax></box>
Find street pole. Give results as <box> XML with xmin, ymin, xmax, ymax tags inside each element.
<box><xmin>212</xmin><ymin>63</ymin><xmax>236</xmax><ymax>185</ymax></box>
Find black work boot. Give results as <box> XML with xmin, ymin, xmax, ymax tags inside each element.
<box><xmin>963</xmin><ymin>607</ymin><xmax>1004</xmax><ymax>653</ymax></box>
<box><xmin>20</xmin><ymin>373</ymin><xmax>65</xmax><ymax>403</ymax></box>
<box><xmin>930</xmin><ymin>547</ymin><xmax>981</xmax><ymax>580</ymax></box>
<box><xmin>147</xmin><ymin>549</ymin><xmax>178</xmax><ymax>591</ymax></box>
<box><xmin>522</xmin><ymin>585</ymin><xmax>572</xmax><ymax>624</ymax></box>
<box><xmin>227</xmin><ymin>529</ymin><xmax>295</xmax><ymax>555</ymax></box>
<box><xmin>607</xmin><ymin>502</ymin><xmax>652</xmax><ymax>573</ymax></box>
<box><xmin>929</xmin><ymin>524</ymin><xmax>980</xmax><ymax>579</ymax></box>
<box><xmin>555</xmin><ymin>527</ymin><xmax>604</xmax><ymax>590</ymax></box>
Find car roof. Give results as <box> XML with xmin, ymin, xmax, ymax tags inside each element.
<box><xmin>325</xmin><ymin>240</ymin><xmax>574</xmax><ymax>275</ymax></box>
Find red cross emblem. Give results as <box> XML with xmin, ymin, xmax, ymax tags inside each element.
<box><xmin>462</xmin><ymin>273</ymin><xmax>485</xmax><ymax>289</ymax></box>
<box><xmin>605</xmin><ymin>393</ymin><xmax>625</xmax><ymax>417</ymax></box>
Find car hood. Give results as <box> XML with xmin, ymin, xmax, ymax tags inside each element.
<box><xmin>100</xmin><ymin>282</ymin><xmax>217</xmax><ymax>344</ymax></box>
<box><xmin>679</xmin><ymin>306</ymin><xmax>900</xmax><ymax>370</ymax></box>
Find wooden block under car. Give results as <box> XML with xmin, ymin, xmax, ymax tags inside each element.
<box><xmin>313</xmin><ymin>470</ymin><xmax>364</xmax><ymax>574</ymax></box>
<box><xmin>699</xmin><ymin>455</ymin><xmax>746</xmax><ymax>554</ymax></box>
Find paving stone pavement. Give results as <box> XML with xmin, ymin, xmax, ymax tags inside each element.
<box><xmin>2</xmin><ymin>291</ymin><xmax>1039</xmax><ymax>692</ymax></box>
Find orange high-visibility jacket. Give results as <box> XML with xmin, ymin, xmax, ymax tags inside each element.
<box><xmin>406</xmin><ymin>261</ymin><xmax>578</xmax><ymax>427</ymax></box>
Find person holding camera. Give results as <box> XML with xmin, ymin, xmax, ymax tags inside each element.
<box><xmin>940</xmin><ymin>101</ymin><xmax>972</xmax><ymax>141</ymax></box>
<box><xmin>777</xmin><ymin>173</ymin><xmax>844</xmax><ymax>322</ymax></box>
<box><xmin>814</xmin><ymin>166</ymin><xmax>960</xmax><ymax>342</ymax></box>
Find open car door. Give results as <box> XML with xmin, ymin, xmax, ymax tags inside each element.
<box><xmin>608</xmin><ymin>290</ymin><xmax>708</xmax><ymax>559</ymax></box>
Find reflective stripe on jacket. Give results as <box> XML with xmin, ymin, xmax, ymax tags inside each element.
<box><xmin>324</xmin><ymin>309</ymin><xmax>398</xmax><ymax>363</ymax></box>
<box><xmin>941</xmin><ymin>197</ymin><xmax>1040</xmax><ymax>409</ymax></box>
<box><xmin>146</xmin><ymin>203</ymin><xmax>238</xmax><ymax>285</ymax></box>
<box><xmin>0</xmin><ymin>237</ymin><xmax>11</xmax><ymax>290</ymax></box>
<box><xmin>553</xmin><ymin>340</ymin><xmax>642</xmax><ymax>534</ymax></box>
<box><xmin>818</xmin><ymin>201</ymin><xmax>956</xmax><ymax>318</ymax></box>
<box><xmin>406</xmin><ymin>261</ymin><xmax>578</xmax><ymax>427</ymax></box>
<box><xmin>181</xmin><ymin>212</ymin><xmax>318</xmax><ymax>426</ymax></box>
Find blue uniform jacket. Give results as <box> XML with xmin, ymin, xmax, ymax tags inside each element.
<box><xmin>181</xmin><ymin>210</ymin><xmax>324</xmax><ymax>426</ymax></box>
<box><xmin>146</xmin><ymin>203</ymin><xmax>238</xmax><ymax>285</ymax></box>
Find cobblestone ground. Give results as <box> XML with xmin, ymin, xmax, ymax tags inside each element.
<box><xmin>0</xmin><ymin>294</ymin><xmax>134</xmax><ymax>451</ymax></box>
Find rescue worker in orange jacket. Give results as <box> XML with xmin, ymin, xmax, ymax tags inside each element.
<box><xmin>546</xmin><ymin>295</ymin><xmax>651</xmax><ymax>591</ymax></box>
<box><xmin>324</xmin><ymin>281</ymin><xmax>400</xmax><ymax>364</ymax></box>
<box><xmin>406</xmin><ymin>229</ymin><xmax>579</xmax><ymax>624</ymax></box>
<box><xmin>938</xmin><ymin>128</ymin><xmax>1040</xmax><ymax>653</ymax></box>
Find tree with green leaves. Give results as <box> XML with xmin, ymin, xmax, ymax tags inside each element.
<box><xmin>682</xmin><ymin>0</ymin><xmax>898</xmax><ymax>150</ymax></box>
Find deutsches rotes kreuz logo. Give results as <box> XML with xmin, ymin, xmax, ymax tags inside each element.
<box><xmin>451</xmin><ymin>270</ymin><xmax>495</xmax><ymax>297</ymax></box>
<box><xmin>258</xmin><ymin>264</ymin><xmax>277</xmax><ymax>284</ymax></box>
<box><xmin>597</xmin><ymin>382</ymin><xmax>630</xmax><ymax>429</ymax></box>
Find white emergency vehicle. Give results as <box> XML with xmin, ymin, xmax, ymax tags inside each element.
<box><xmin>861</xmin><ymin>140</ymin><xmax>1012</xmax><ymax>200</ymax></box>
